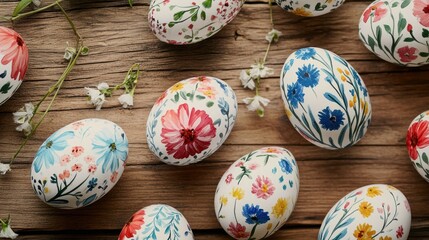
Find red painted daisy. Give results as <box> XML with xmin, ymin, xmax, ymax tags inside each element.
<box><xmin>0</xmin><ymin>27</ymin><xmax>29</xmax><ymax>81</ymax></box>
<box><xmin>406</xmin><ymin>120</ymin><xmax>429</xmax><ymax>160</ymax></box>
<box><xmin>161</xmin><ymin>103</ymin><xmax>216</xmax><ymax>159</ymax></box>
<box><xmin>397</xmin><ymin>46</ymin><xmax>418</xmax><ymax>63</ymax></box>
<box><xmin>227</xmin><ymin>222</ymin><xmax>250</xmax><ymax>238</ymax></box>
<box><xmin>119</xmin><ymin>209</ymin><xmax>145</xmax><ymax>240</ymax></box>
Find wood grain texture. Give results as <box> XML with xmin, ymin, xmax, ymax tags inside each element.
<box><xmin>0</xmin><ymin>0</ymin><xmax>429</xmax><ymax>239</ymax></box>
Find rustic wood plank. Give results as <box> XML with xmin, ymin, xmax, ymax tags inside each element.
<box><xmin>0</xmin><ymin>0</ymin><xmax>428</xmax><ymax>238</ymax></box>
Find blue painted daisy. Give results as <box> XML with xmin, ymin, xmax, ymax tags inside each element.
<box><xmin>318</xmin><ymin>107</ymin><xmax>345</xmax><ymax>131</ymax></box>
<box><xmin>242</xmin><ymin>204</ymin><xmax>270</xmax><ymax>225</ymax></box>
<box><xmin>295</xmin><ymin>47</ymin><xmax>316</xmax><ymax>60</ymax></box>
<box><xmin>287</xmin><ymin>82</ymin><xmax>305</xmax><ymax>109</ymax></box>
<box><xmin>93</xmin><ymin>125</ymin><xmax>128</xmax><ymax>173</ymax></box>
<box><xmin>297</xmin><ymin>64</ymin><xmax>320</xmax><ymax>88</ymax></box>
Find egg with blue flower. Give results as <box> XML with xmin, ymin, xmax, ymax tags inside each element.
<box><xmin>280</xmin><ymin>47</ymin><xmax>372</xmax><ymax>150</ymax></box>
<box><xmin>146</xmin><ymin>76</ymin><xmax>237</xmax><ymax>166</ymax></box>
<box><xmin>118</xmin><ymin>204</ymin><xmax>194</xmax><ymax>240</ymax></box>
<box><xmin>214</xmin><ymin>147</ymin><xmax>299</xmax><ymax>239</ymax></box>
<box><xmin>31</xmin><ymin>118</ymin><xmax>128</xmax><ymax>209</ymax></box>
<box><xmin>276</xmin><ymin>0</ymin><xmax>345</xmax><ymax>17</ymax></box>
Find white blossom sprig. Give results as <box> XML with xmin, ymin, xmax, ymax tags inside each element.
<box><xmin>0</xmin><ymin>216</ymin><xmax>18</xmax><ymax>239</ymax></box>
<box><xmin>4</xmin><ymin>0</ymin><xmax>88</xmax><ymax>175</ymax></box>
<box><xmin>84</xmin><ymin>63</ymin><xmax>141</xmax><ymax>110</ymax></box>
<box><xmin>239</xmin><ymin>0</ymin><xmax>281</xmax><ymax>117</ymax></box>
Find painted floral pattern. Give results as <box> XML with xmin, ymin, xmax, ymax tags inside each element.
<box><xmin>148</xmin><ymin>0</ymin><xmax>244</xmax><ymax>44</ymax></box>
<box><xmin>119</xmin><ymin>204</ymin><xmax>194</xmax><ymax>240</ymax></box>
<box><xmin>276</xmin><ymin>0</ymin><xmax>345</xmax><ymax>17</ymax></box>
<box><xmin>0</xmin><ymin>27</ymin><xmax>29</xmax><ymax>105</ymax></box>
<box><xmin>147</xmin><ymin>76</ymin><xmax>237</xmax><ymax>166</ymax></box>
<box><xmin>359</xmin><ymin>0</ymin><xmax>429</xmax><ymax>67</ymax></box>
<box><xmin>406</xmin><ymin>111</ymin><xmax>429</xmax><ymax>182</ymax></box>
<box><xmin>280</xmin><ymin>47</ymin><xmax>372</xmax><ymax>150</ymax></box>
<box><xmin>214</xmin><ymin>147</ymin><xmax>300</xmax><ymax>239</ymax></box>
<box><xmin>31</xmin><ymin>118</ymin><xmax>128</xmax><ymax>209</ymax></box>
<box><xmin>318</xmin><ymin>184</ymin><xmax>411</xmax><ymax>240</ymax></box>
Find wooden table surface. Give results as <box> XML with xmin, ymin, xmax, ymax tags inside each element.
<box><xmin>1</xmin><ymin>0</ymin><xmax>429</xmax><ymax>239</ymax></box>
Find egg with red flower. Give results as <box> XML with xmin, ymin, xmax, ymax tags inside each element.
<box><xmin>146</xmin><ymin>76</ymin><xmax>237</xmax><ymax>166</ymax></box>
<box><xmin>31</xmin><ymin>118</ymin><xmax>128</xmax><ymax>209</ymax></box>
<box><xmin>118</xmin><ymin>204</ymin><xmax>194</xmax><ymax>240</ymax></box>
<box><xmin>407</xmin><ymin>111</ymin><xmax>429</xmax><ymax>182</ymax></box>
<box><xmin>359</xmin><ymin>0</ymin><xmax>429</xmax><ymax>66</ymax></box>
<box><xmin>0</xmin><ymin>27</ymin><xmax>29</xmax><ymax>106</ymax></box>
<box><xmin>148</xmin><ymin>0</ymin><xmax>244</xmax><ymax>44</ymax></box>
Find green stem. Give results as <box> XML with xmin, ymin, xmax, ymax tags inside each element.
<box><xmin>268</xmin><ymin>0</ymin><xmax>274</xmax><ymax>28</ymax></box>
<box><xmin>10</xmin><ymin>0</ymin><xmax>64</xmax><ymax>22</ymax></box>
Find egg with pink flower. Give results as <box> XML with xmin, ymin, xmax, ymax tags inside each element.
<box><xmin>359</xmin><ymin>0</ymin><xmax>429</xmax><ymax>66</ymax></box>
<box><xmin>146</xmin><ymin>76</ymin><xmax>237</xmax><ymax>166</ymax></box>
<box><xmin>31</xmin><ymin>118</ymin><xmax>128</xmax><ymax>209</ymax></box>
<box><xmin>214</xmin><ymin>147</ymin><xmax>300</xmax><ymax>239</ymax></box>
<box><xmin>0</xmin><ymin>26</ymin><xmax>29</xmax><ymax>106</ymax></box>
<box><xmin>406</xmin><ymin>110</ymin><xmax>429</xmax><ymax>182</ymax></box>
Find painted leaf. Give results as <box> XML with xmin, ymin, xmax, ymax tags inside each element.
<box><xmin>0</xmin><ymin>70</ymin><xmax>6</xmax><ymax>78</ymax></box>
<box><xmin>0</xmin><ymin>82</ymin><xmax>12</xmax><ymax>94</ymax></box>
<box><xmin>423</xmin><ymin>152</ymin><xmax>429</xmax><ymax>164</ymax></box>
<box><xmin>202</xmin><ymin>0</ymin><xmax>212</xmax><ymax>8</ymax></box>
<box><xmin>367</xmin><ymin>35</ymin><xmax>376</xmax><ymax>52</ymax></box>
<box><xmin>401</xmin><ymin>0</ymin><xmax>411</xmax><ymax>8</ymax></box>
<box><xmin>398</xmin><ymin>15</ymin><xmax>407</xmax><ymax>34</ymax></box>
<box><xmin>423</xmin><ymin>29</ymin><xmax>429</xmax><ymax>38</ymax></box>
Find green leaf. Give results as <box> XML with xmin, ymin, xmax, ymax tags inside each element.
<box><xmin>398</xmin><ymin>15</ymin><xmax>407</xmax><ymax>34</ymax></box>
<box><xmin>376</xmin><ymin>25</ymin><xmax>382</xmax><ymax>42</ymax></box>
<box><xmin>128</xmin><ymin>0</ymin><xmax>133</xmax><ymax>7</ymax></box>
<box><xmin>384</xmin><ymin>24</ymin><xmax>392</xmax><ymax>34</ymax></box>
<box><xmin>202</xmin><ymin>0</ymin><xmax>212</xmax><ymax>8</ymax></box>
<box><xmin>168</xmin><ymin>22</ymin><xmax>175</xmax><ymax>28</ymax></box>
<box><xmin>0</xmin><ymin>82</ymin><xmax>12</xmax><ymax>94</ymax></box>
<box><xmin>196</xmin><ymin>95</ymin><xmax>206</xmax><ymax>100</ymax></box>
<box><xmin>303</xmin><ymin>4</ymin><xmax>310</xmax><ymax>8</ymax></box>
<box><xmin>173</xmin><ymin>11</ymin><xmax>185</xmax><ymax>21</ymax></box>
<box><xmin>12</xmin><ymin>0</ymin><xmax>33</xmax><ymax>17</ymax></box>
<box><xmin>174</xmin><ymin>92</ymin><xmax>179</xmax><ymax>102</ymax></box>
<box><xmin>392</xmin><ymin>1</ymin><xmax>399</xmax><ymax>7</ymax></box>
<box><xmin>191</xmin><ymin>13</ymin><xmax>198</xmax><ymax>22</ymax></box>
<box><xmin>419</xmin><ymin>52</ymin><xmax>429</xmax><ymax>57</ymax></box>
<box><xmin>423</xmin><ymin>153</ymin><xmax>429</xmax><ymax>164</ymax></box>
<box><xmin>367</xmin><ymin>36</ymin><xmax>376</xmax><ymax>52</ymax></box>
<box><xmin>0</xmin><ymin>70</ymin><xmax>6</xmax><ymax>78</ymax></box>
<box><xmin>404</xmin><ymin>37</ymin><xmax>414</xmax><ymax>42</ymax></box>
<box><xmin>200</xmin><ymin>11</ymin><xmax>206</xmax><ymax>20</ymax></box>
<box><xmin>206</xmin><ymin>101</ymin><xmax>214</xmax><ymax>107</ymax></box>
<box><xmin>423</xmin><ymin>29</ymin><xmax>429</xmax><ymax>38</ymax></box>
<box><xmin>183</xmin><ymin>35</ymin><xmax>192</xmax><ymax>39</ymax></box>
<box><xmin>401</xmin><ymin>0</ymin><xmax>411</xmax><ymax>8</ymax></box>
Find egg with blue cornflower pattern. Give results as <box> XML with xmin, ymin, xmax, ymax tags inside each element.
<box><xmin>214</xmin><ymin>147</ymin><xmax>299</xmax><ymax>239</ymax></box>
<box><xmin>31</xmin><ymin>118</ymin><xmax>128</xmax><ymax>209</ymax></box>
<box><xmin>280</xmin><ymin>47</ymin><xmax>372</xmax><ymax>150</ymax></box>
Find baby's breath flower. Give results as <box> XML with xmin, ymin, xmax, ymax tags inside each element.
<box><xmin>239</xmin><ymin>70</ymin><xmax>255</xmax><ymax>90</ymax></box>
<box><xmin>63</xmin><ymin>45</ymin><xmax>76</xmax><ymax>61</ymax></box>
<box><xmin>32</xmin><ymin>0</ymin><xmax>42</xmax><ymax>7</ymax></box>
<box><xmin>0</xmin><ymin>163</ymin><xmax>12</xmax><ymax>175</ymax></box>
<box><xmin>243</xmin><ymin>95</ymin><xmax>270</xmax><ymax>117</ymax></box>
<box><xmin>84</xmin><ymin>87</ymin><xmax>106</xmax><ymax>111</ymax></box>
<box><xmin>13</xmin><ymin>103</ymin><xmax>34</xmax><ymax>135</ymax></box>
<box><xmin>0</xmin><ymin>216</ymin><xmax>18</xmax><ymax>239</ymax></box>
<box><xmin>265</xmin><ymin>28</ymin><xmax>282</xmax><ymax>43</ymax></box>
<box><xmin>250</xmin><ymin>62</ymin><xmax>274</xmax><ymax>79</ymax></box>
<box><xmin>118</xmin><ymin>93</ymin><xmax>133</xmax><ymax>108</ymax></box>
<box><xmin>97</xmin><ymin>82</ymin><xmax>109</xmax><ymax>91</ymax></box>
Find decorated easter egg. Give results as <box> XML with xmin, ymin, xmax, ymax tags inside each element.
<box><xmin>31</xmin><ymin>118</ymin><xmax>128</xmax><ymax>209</ymax></box>
<box><xmin>119</xmin><ymin>204</ymin><xmax>194</xmax><ymax>240</ymax></box>
<box><xmin>280</xmin><ymin>47</ymin><xmax>372</xmax><ymax>150</ymax></box>
<box><xmin>406</xmin><ymin>110</ymin><xmax>429</xmax><ymax>182</ymax></box>
<box><xmin>276</xmin><ymin>0</ymin><xmax>345</xmax><ymax>17</ymax></box>
<box><xmin>214</xmin><ymin>147</ymin><xmax>299</xmax><ymax>239</ymax></box>
<box><xmin>359</xmin><ymin>0</ymin><xmax>429</xmax><ymax>67</ymax></box>
<box><xmin>318</xmin><ymin>184</ymin><xmax>411</xmax><ymax>240</ymax></box>
<box><xmin>148</xmin><ymin>0</ymin><xmax>244</xmax><ymax>44</ymax></box>
<box><xmin>146</xmin><ymin>76</ymin><xmax>237</xmax><ymax>166</ymax></box>
<box><xmin>0</xmin><ymin>27</ymin><xmax>29</xmax><ymax>106</ymax></box>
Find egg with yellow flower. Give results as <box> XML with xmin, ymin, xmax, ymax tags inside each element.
<box><xmin>146</xmin><ymin>76</ymin><xmax>237</xmax><ymax>166</ymax></box>
<box><xmin>280</xmin><ymin>47</ymin><xmax>372</xmax><ymax>150</ymax></box>
<box><xmin>276</xmin><ymin>0</ymin><xmax>345</xmax><ymax>17</ymax></box>
<box><xmin>318</xmin><ymin>184</ymin><xmax>411</xmax><ymax>240</ymax></box>
<box><xmin>214</xmin><ymin>147</ymin><xmax>300</xmax><ymax>239</ymax></box>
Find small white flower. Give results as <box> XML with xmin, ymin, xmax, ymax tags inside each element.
<box><xmin>32</xmin><ymin>0</ymin><xmax>42</xmax><ymax>7</ymax></box>
<box><xmin>13</xmin><ymin>103</ymin><xmax>34</xmax><ymax>125</ymax></box>
<box><xmin>118</xmin><ymin>93</ymin><xmax>133</xmax><ymax>108</ymax></box>
<box><xmin>265</xmin><ymin>28</ymin><xmax>282</xmax><ymax>43</ymax></box>
<box><xmin>84</xmin><ymin>87</ymin><xmax>106</xmax><ymax>111</ymax></box>
<box><xmin>243</xmin><ymin>95</ymin><xmax>270</xmax><ymax>117</ymax></box>
<box><xmin>64</xmin><ymin>46</ymin><xmax>76</xmax><ymax>61</ymax></box>
<box><xmin>16</xmin><ymin>122</ymin><xmax>32</xmax><ymax>136</ymax></box>
<box><xmin>239</xmin><ymin>70</ymin><xmax>255</xmax><ymax>90</ymax></box>
<box><xmin>97</xmin><ymin>82</ymin><xmax>110</xmax><ymax>91</ymax></box>
<box><xmin>250</xmin><ymin>62</ymin><xmax>274</xmax><ymax>79</ymax></box>
<box><xmin>0</xmin><ymin>216</ymin><xmax>18</xmax><ymax>239</ymax></box>
<box><xmin>0</xmin><ymin>163</ymin><xmax>11</xmax><ymax>175</ymax></box>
